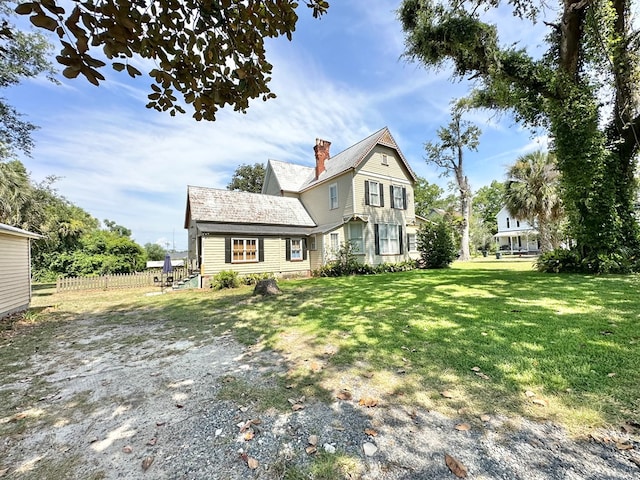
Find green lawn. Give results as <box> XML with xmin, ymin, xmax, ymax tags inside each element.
<box><xmin>20</xmin><ymin>259</ymin><xmax>640</xmax><ymax>433</ymax></box>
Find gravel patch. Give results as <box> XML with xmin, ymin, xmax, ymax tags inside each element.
<box><xmin>1</xmin><ymin>318</ymin><xmax>638</xmax><ymax>479</ymax></box>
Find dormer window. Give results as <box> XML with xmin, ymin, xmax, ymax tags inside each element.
<box><xmin>506</xmin><ymin>218</ymin><xmax>510</xmax><ymax>228</ymax></box>
<box><xmin>382</xmin><ymin>154</ymin><xmax>388</xmax><ymax>166</ymax></box>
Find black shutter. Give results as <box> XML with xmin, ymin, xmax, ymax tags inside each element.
<box><xmin>224</xmin><ymin>237</ymin><xmax>231</xmax><ymax>263</ymax></box>
<box><xmin>374</xmin><ymin>224</ymin><xmax>380</xmax><ymax>255</ymax></box>
<box><xmin>402</xmin><ymin>187</ymin><xmax>407</xmax><ymax>210</ymax></box>
<box><xmin>389</xmin><ymin>185</ymin><xmax>395</xmax><ymax>209</ymax></box>
<box><xmin>398</xmin><ymin>226</ymin><xmax>403</xmax><ymax>254</ymax></box>
<box><xmin>302</xmin><ymin>238</ymin><xmax>308</xmax><ymax>260</ymax></box>
<box><xmin>380</xmin><ymin>183</ymin><xmax>384</xmax><ymax>207</ymax></box>
<box><xmin>285</xmin><ymin>238</ymin><xmax>291</xmax><ymax>261</ymax></box>
<box><xmin>258</xmin><ymin>238</ymin><xmax>264</xmax><ymax>262</ymax></box>
<box><xmin>364</xmin><ymin>181</ymin><xmax>370</xmax><ymax>205</ymax></box>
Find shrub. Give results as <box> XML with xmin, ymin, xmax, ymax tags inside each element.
<box><xmin>535</xmin><ymin>249</ymin><xmax>581</xmax><ymax>273</ymax></box>
<box><xmin>417</xmin><ymin>220</ymin><xmax>457</xmax><ymax>268</ymax></box>
<box><xmin>211</xmin><ymin>270</ymin><xmax>240</xmax><ymax>290</ymax></box>
<box><xmin>241</xmin><ymin>272</ymin><xmax>276</xmax><ymax>285</ymax></box>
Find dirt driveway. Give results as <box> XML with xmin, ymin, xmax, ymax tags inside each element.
<box><xmin>1</xmin><ymin>293</ymin><xmax>639</xmax><ymax>479</ymax></box>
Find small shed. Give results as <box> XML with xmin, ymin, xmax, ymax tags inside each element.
<box><xmin>0</xmin><ymin>223</ymin><xmax>43</xmax><ymax>319</ymax></box>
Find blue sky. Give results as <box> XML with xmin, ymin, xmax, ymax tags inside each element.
<box><xmin>7</xmin><ymin>1</ymin><xmax>550</xmax><ymax>251</ymax></box>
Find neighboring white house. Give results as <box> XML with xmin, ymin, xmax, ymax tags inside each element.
<box><xmin>494</xmin><ymin>207</ymin><xmax>539</xmax><ymax>253</ymax></box>
<box><xmin>0</xmin><ymin>223</ymin><xmax>43</xmax><ymax>319</ymax></box>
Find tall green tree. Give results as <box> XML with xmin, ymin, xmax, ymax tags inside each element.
<box><xmin>425</xmin><ymin>105</ymin><xmax>481</xmax><ymax>261</ymax></box>
<box><xmin>17</xmin><ymin>0</ymin><xmax>329</xmax><ymax>121</ymax></box>
<box><xmin>227</xmin><ymin>162</ymin><xmax>265</xmax><ymax>193</ymax></box>
<box><xmin>504</xmin><ymin>151</ymin><xmax>564</xmax><ymax>253</ymax></box>
<box><xmin>400</xmin><ymin>0</ymin><xmax>640</xmax><ymax>272</ymax></box>
<box><xmin>413</xmin><ymin>176</ymin><xmax>445</xmax><ymax>218</ymax></box>
<box><xmin>1</xmin><ymin>1</ymin><xmax>55</xmax><ymax>158</ymax></box>
<box><xmin>473</xmin><ymin>180</ymin><xmax>505</xmax><ymax>235</ymax></box>
<box><xmin>144</xmin><ymin>242</ymin><xmax>167</xmax><ymax>262</ymax></box>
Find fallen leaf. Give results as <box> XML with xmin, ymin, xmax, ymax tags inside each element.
<box><xmin>481</xmin><ymin>332</ymin><xmax>488</xmax><ymax>336</ymax></box>
<box><xmin>0</xmin><ymin>468</ymin><xmax>8</xmax><ymax>476</ymax></box>
<box><xmin>396</xmin><ymin>368</ymin><xmax>406</xmax><ymax>374</ymax></box>
<box><xmin>455</xmin><ymin>423</ymin><xmax>471</xmax><ymax>431</ymax></box>
<box><xmin>457</xmin><ymin>408</ymin><xmax>468</xmax><ymax>415</ymax></box>
<box><xmin>441</xmin><ymin>390</ymin><xmax>454</xmax><ymax>399</ymax></box>
<box><xmin>363</xmin><ymin>442</ymin><xmax>378</xmax><ymax>456</ymax></box>
<box><xmin>629</xmin><ymin>456</ymin><xmax>640</xmax><ymax>468</ymax></box>
<box><xmin>310</xmin><ymin>361</ymin><xmax>322</xmax><ymax>372</ymax></box>
<box><xmin>480</xmin><ymin>415</ymin><xmax>491</xmax><ymax>422</ymax></box>
<box><xmin>141</xmin><ymin>456</ymin><xmax>154</xmax><ymax>471</ymax></box>
<box><xmin>359</xmin><ymin>397</ymin><xmax>378</xmax><ymax>407</ymax></box>
<box><xmin>156</xmin><ymin>421</ymin><xmax>166</xmax><ymax>427</ymax></box>
<box><xmin>122</xmin><ymin>445</ymin><xmax>133</xmax><ymax>453</ymax></box>
<box><xmin>336</xmin><ymin>390</ymin><xmax>352</xmax><ymax>401</ymax></box>
<box><xmin>525</xmin><ymin>390</ymin><xmax>536</xmax><ymax>397</ymax></box>
<box><xmin>408</xmin><ymin>409</ymin><xmax>418</xmax><ymax>419</ymax></box>
<box><xmin>532</xmin><ymin>398</ymin><xmax>548</xmax><ymax>407</ymax></box>
<box><xmin>471</xmin><ymin>366</ymin><xmax>481</xmax><ymax>372</ymax></box>
<box><xmin>251</xmin><ymin>418</ymin><xmax>262</xmax><ymax>425</ymax></box>
<box><xmin>239</xmin><ymin>420</ymin><xmax>252</xmax><ymax>432</ymax></box>
<box><xmin>621</xmin><ymin>423</ymin><xmax>636</xmax><ymax>434</ymax></box>
<box><xmin>607</xmin><ymin>372</ymin><xmax>616</xmax><ymax>377</ymax></box>
<box><xmin>308</xmin><ymin>435</ymin><xmax>318</xmax><ymax>446</ymax></box>
<box><xmin>616</xmin><ymin>442</ymin><xmax>634</xmax><ymax>451</ymax></box>
<box><xmin>364</xmin><ymin>428</ymin><xmax>378</xmax><ymax>436</ymax></box>
<box><xmin>291</xmin><ymin>403</ymin><xmax>305</xmax><ymax>411</ymax></box>
<box><xmin>175</xmin><ymin>404</ymin><xmax>184</xmax><ymax>409</ymax></box>
<box><xmin>444</xmin><ymin>454</ymin><xmax>468</xmax><ymax>478</ymax></box>
<box><xmin>285</xmin><ymin>384</ymin><xmax>294</xmax><ymax>389</ymax></box>
<box><xmin>146</xmin><ymin>437</ymin><xmax>157</xmax><ymax>446</ymax></box>
<box><xmin>362</xmin><ymin>371</ymin><xmax>374</xmax><ymax>379</ymax></box>
<box><xmin>474</xmin><ymin>372</ymin><xmax>490</xmax><ymax>380</ymax></box>
<box><xmin>305</xmin><ymin>445</ymin><xmax>317</xmax><ymax>454</ymax></box>
<box><xmin>247</xmin><ymin>457</ymin><xmax>259</xmax><ymax>469</ymax></box>
<box><xmin>243</xmin><ymin>429</ymin><xmax>255</xmax><ymax>441</ymax></box>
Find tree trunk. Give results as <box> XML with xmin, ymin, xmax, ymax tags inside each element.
<box><xmin>458</xmin><ymin>173</ymin><xmax>471</xmax><ymax>261</ymax></box>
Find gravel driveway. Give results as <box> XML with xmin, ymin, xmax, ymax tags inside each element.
<box><xmin>1</xmin><ymin>314</ymin><xmax>638</xmax><ymax>479</ymax></box>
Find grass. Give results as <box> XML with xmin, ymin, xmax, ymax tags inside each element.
<box><xmin>7</xmin><ymin>258</ymin><xmax>640</xmax><ymax>441</ymax></box>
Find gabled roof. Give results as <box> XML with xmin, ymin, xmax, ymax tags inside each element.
<box><xmin>0</xmin><ymin>223</ymin><xmax>43</xmax><ymax>239</ymax></box>
<box><xmin>301</xmin><ymin>126</ymin><xmax>417</xmax><ymax>190</ymax></box>
<box><xmin>265</xmin><ymin>159</ymin><xmax>314</xmax><ymax>193</ymax></box>
<box><xmin>264</xmin><ymin>127</ymin><xmax>418</xmax><ymax>195</ymax></box>
<box><xmin>185</xmin><ymin>186</ymin><xmax>316</xmax><ymax>228</ymax></box>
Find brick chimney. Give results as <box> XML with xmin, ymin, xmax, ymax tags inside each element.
<box><xmin>314</xmin><ymin>138</ymin><xmax>331</xmax><ymax>179</ymax></box>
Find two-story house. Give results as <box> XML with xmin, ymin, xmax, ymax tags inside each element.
<box><xmin>493</xmin><ymin>206</ymin><xmax>539</xmax><ymax>253</ymax></box>
<box><xmin>184</xmin><ymin>127</ymin><xmax>422</xmax><ymax>281</ymax></box>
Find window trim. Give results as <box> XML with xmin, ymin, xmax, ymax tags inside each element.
<box><xmin>365</xmin><ymin>180</ymin><xmax>384</xmax><ymax>207</ymax></box>
<box><xmin>290</xmin><ymin>238</ymin><xmax>303</xmax><ymax>261</ymax></box>
<box><xmin>381</xmin><ymin>154</ymin><xmax>388</xmax><ymax>166</ymax></box>
<box><xmin>329</xmin><ymin>183</ymin><xmax>338</xmax><ymax>210</ymax></box>
<box><xmin>408</xmin><ymin>233</ymin><xmax>417</xmax><ymax>252</ymax></box>
<box><xmin>348</xmin><ymin>222</ymin><xmax>364</xmax><ymax>254</ymax></box>
<box><xmin>231</xmin><ymin>237</ymin><xmax>259</xmax><ymax>263</ymax></box>
<box><xmin>377</xmin><ymin>223</ymin><xmax>400</xmax><ymax>255</ymax></box>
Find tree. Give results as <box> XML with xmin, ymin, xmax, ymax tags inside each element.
<box><xmin>227</xmin><ymin>162</ymin><xmax>265</xmax><ymax>193</ymax></box>
<box><xmin>144</xmin><ymin>242</ymin><xmax>167</xmax><ymax>262</ymax></box>
<box><xmin>473</xmin><ymin>180</ymin><xmax>505</xmax><ymax>236</ymax></box>
<box><xmin>504</xmin><ymin>151</ymin><xmax>564</xmax><ymax>253</ymax></box>
<box><xmin>424</xmin><ymin>105</ymin><xmax>481</xmax><ymax>261</ymax></box>
<box><xmin>104</xmin><ymin>219</ymin><xmax>132</xmax><ymax>237</ymax></box>
<box><xmin>413</xmin><ymin>176</ymin><xmax>445</xmax><ymax>218</ymax></box>
<box><xmin>417</xmin><ymin>219</ymin><xmax>457</xmax><ymax>268</ymax></box>
<box><xmin>400</xmin><ymin>0</ymin><xmax>640</xmax><ymax>272</ymax></box>
<box><xmin>1</xmin><ymin>1</ymin><xmax>55</xmax><ymax>158</ymax></box>
<box><xmin>17</xmin><ymin>0</ymin><xmax>329</xmax><ymax>121</ymax></box>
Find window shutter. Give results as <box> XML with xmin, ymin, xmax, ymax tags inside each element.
<box><xmin>258</xmin><ymin>238</ymin><xmax>264</xmax><ymax>262</ymax></box>
<box><xmin>380</xmin><ymin>183</ymin><xmax>384</xmax><ymax>207</ymax></box>
<box><xmin>389</xmin><ymin>185</ymin><xmax>395</xmax><ymax>209</ymax></box>
<box><xmin>402</xmin><ymin>187</ymin><xmax>407</xmax><ymax>210</ymax></box>
<box><xmin>285</xmin><ymin>238</ymin><xmax>291</xmax><ymax>261</ymax></box>
<box><xmin>302</xmin><ymin>238</ymin><xmax>308</xmax><ymax>260</ymax></box>
<box><xmin>224</xmin><ymin>237</ymin><xmax>231</xmax><ymax>263</ymax></box>
<box><xmin>398</xmin><ymin>226</ymin><xmax>403</xmax><ymax>254</ymax></box>
<box><xmin>374</xmin><ymin>224</ymin><xmax>380</xmax><ymax>255</ymax></box>
<box><xmin>364</xmin><ymin>181</ymin><xmax>370</xmax><ymax>205</ymax></box>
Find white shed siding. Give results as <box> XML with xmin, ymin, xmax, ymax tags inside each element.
<box><xmin>0</xmin><ymin>233</ymin><xmax>31</xmax><ymax>318</ymax></box>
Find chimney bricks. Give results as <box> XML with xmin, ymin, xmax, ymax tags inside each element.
<box><xmin>314</xmin><ymin>138</ymin><xmax>331</xmax><ymax>179</ymax></box>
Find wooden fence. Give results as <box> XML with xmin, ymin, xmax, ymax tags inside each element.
<box><xmin>56</xmin><ymin>267</ymin><xmax>188</xmax><ymax>292</ymax></box>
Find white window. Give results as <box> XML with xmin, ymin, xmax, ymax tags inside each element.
<box><xmin>348</xmin><ymin>223</ymin><xmax>364</xmax><ymax>253</ymax></box>
<box><xmin>309</xmin><ymin>235</ymin><xmax>317</xmax><ymax>251</ymax></box>
<box><xmin>233</xmin><ymin>238</ymin><xmax>258</xmax><ymax>262</ymax></box>
<box><xmin>408</xmin><ymin>233</ymin><xmax>417</xmax><ymax>252</ymax></box>
<box><xmin>368</xmin><ymin>180</ymin><xmax>381</xmax><ymax>206</ymax></box>
<box><xmin>382</xmin><ymin>154</ymin><xmax>388</xmax><ymax>165</ymax></box>
<box><xmin>392</xmin><ymin>185</ymin><xmax>404</xmax><ymax>209</ymax></box>
<box><xmin>379</xmin><ymin>224</ymin><xmax>399</xmax><ymax>254</ymax></box>
<box><xmin>290</xmin><ymin>238</ymin><xmax>302</xmax><ymax>261</ymax></box>
<box><xmin>329</xmin><ymin>183</ymin><xmax>338</xmax><ymax>210</ymax></box>
<box><xmin>330</xmin><ymin>233</ymin><xmax>339</xmax><ymax>252</ymax></box>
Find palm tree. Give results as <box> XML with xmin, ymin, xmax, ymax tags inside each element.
<box><xmin>0</xmin><ymin>160</ymin><xmax>33</xmax><ymax>226</ymax></box>
<box><xmin>504</xmin><ymin>151</ymin><xmax>563</xmax><ymax>253</ymax></box>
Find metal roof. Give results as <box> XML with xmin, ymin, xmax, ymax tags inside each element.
<box><xmin>0</xmin><ymin>223</ymin><xmax>43</xmax><ymax>239</ymax></box>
